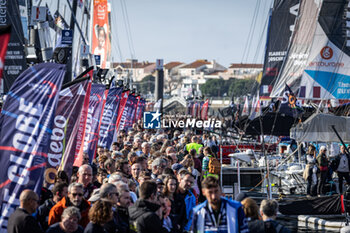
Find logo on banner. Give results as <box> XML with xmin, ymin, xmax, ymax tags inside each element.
<box><xmin>143</xmin><ymin>111</ymin><xmax>161</xmax><ymax>129</ymax></box>
<box><xmin>320</xmin><ymin>46</ymin><xmax>333</xmax><ymax>60</ymax></box>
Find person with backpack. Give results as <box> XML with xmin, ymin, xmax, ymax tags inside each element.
<box><xmin>202</xmin><ymin>146</ymin><xmax>221</xmax><ymax>179</ymax></box>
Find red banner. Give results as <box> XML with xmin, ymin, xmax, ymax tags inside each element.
<box><xmin>92</xmin><ymin>0</ymin><xmax>110</xmax><ymax>68</ymax></box>
<box><xmin>0</xmin><ymin>26</ymin><xmax>11</xmax><ymax>83</ymax></box>
<box><xmin>201</xmin><ymin>99</ymin><xmax>209</xmax><ymax>120</ymax></box>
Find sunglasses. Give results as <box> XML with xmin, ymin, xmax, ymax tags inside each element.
<box><xmin>72</xmin><ymin>193</ymin><xmax>83</xmax><ymax>197</ymax></box>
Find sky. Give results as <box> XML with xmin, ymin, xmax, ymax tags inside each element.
<box><xmin>110</xmin><ymin>0</ymin><xmax>274</xmax><ymax>68</ymax></box>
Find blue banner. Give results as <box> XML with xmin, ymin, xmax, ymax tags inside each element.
<box><xmin>279</xmin><ymin>84</ymin><xmax>303</xmax><ymax>117</ymax></box>
<box><xmin>83</xmin><ymin>84</ymin><xmax>106</xmax><ymax>162</ymax></box>
<box><xmin>98</xmin><ymin>87</ymin><xmax>123</xmax><ymax>149</ymax></box>
<box><xmin>0</xmin><ymin>63</ymin><xmax>65</xmax><ymax>231</ymax></box>
<box><xmin>118</xmin><ymin>94</ymin><xmax>137</xmax><ymax>133</ymax></box>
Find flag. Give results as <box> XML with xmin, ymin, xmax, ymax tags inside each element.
<box><xmin>241</xmin><ymin>96</ymin><xmax>249</xmax><ymax>116</ymax></box>
<box><xmin>154</xmin><ymin>98</ymin><xmax>162</xmax><ymax>112</ymax></box>
<box><xmin>279</xmin><ymin>84</ymin><xmax>303</xmax><ymax>117</ymax></box>
<box><xmin>98</xmin><ymin>87</ymin><xmax>123</xmax><ymax>149</ymax></box>
<box><xmin>82</xmin><ymin>83</ymin><xmax>106</xmax><ymax>163</ymax></box>
<box><xmin>136</xmin><ymin>99</ymin><xmax>146</xmax><ymax>121</ymax></box>
<box><xmin>0</xmin><ymin>63</ymin><xmax>65</xmax><ymax>231</ymax></box>
<box><xmin>201</xmin><ymin>99</ymin><xmax>209</xmax><ymax>120</ymax></box>
<box><xmin>0</xmin><ymin>26</ymin><xmax>11</xmax><ymax>82</ymax></box>
<box><xmin>54</xmin><ymin>77</ymin><xmax>91</xmax><ymax>176</ymax></box>
<box><xmin>187</xmin><ymin>101</ymin><xmax>193</xmax><ymax>115</ymax></box>
<box><xmin>249</xmin><ymin>95</ymin><xmax>261</xmax><ymax>120</ymax></box>
<box><xmin>114</xmin><ymin>91</ymin><xmax>131</xmax><ymax>135</ymax></box>
<box><xmin>120</xmin><ymin>94</ymin><xmax>138</xmax><ymax>132</ymax></box>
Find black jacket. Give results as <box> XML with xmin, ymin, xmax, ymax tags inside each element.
<box><xmin>104</xmin><ymin>206</ymin><xmax>130</xmax><ymax>233</ymax></box>
<box><xmin>128</xmin><ymin>199</ymin><xmax>167</xmax><ymax>233</ymax></box>
<box><xmin>84</xmin><ymin>222</ymin><xmax>107</xmax><ymax>233</ymax></box>
<box><xmin>8</xmin><ymin>208</ymin><xmax>44</xmax><ymax>233</ymax></box>
<box><xmin>331</xmin><ymin>153</ymin><xmax>350</xmax><ymax>172</ymax></box>
<box><xmin>37</xmin><ymin>199</ymin><xmax>55</xmax><ymax>231</ymax></box>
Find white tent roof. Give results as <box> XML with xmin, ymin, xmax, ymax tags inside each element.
<box><xmin>290</xmin><ymin>113</ymin><xmax>350</xmax><ymax>143</ymax></box>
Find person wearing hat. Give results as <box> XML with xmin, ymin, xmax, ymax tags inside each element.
<box><xmin>316</xmin><ymin>146</ymin><xmax>329</xmax><ymax>196</ymax></box>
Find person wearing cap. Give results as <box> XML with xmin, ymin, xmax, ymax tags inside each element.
<box><xmin>171</xmin><ymin>163</ymin><xmax>184</xmax><ymax>176</ymax></box>
<box><xmin>316</xmin><ymin>146</ymin><xmax>329</xmax><ymax>196</ymax></box>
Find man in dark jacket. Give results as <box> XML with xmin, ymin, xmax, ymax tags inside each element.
<box><xmin>332</xmin><ymin>145</ymin><xmax>350</xmax><ymax>193</ymax></box>
<box><xmin>37</xmin><ymin>182</ymin><xmax>68</xmax><ymax>231</ymax></box>
<box><xmin>128</xmin><ymin>180</ymin><xmax>167</xmax><ymax>233</ymax></box>
<box><xmin>8</xmin><ymin>189</ymin><xmax>44</xmax><ymax>233</ymax></box>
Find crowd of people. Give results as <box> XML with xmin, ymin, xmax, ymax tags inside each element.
<box><xmin>8</xmin><ymin>121</ymin><xmax>290</xmax><ymax>233</ymax></box>
<box><xmin>304</xmin><ymin>144</ymin><xmax>350</xmax><ymax>197</ymax></box>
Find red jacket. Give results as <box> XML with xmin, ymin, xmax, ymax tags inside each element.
<box><xmin>48</xmin><ymin>196</ymin><xmax>90</xmax><ymax>228</ymax></box>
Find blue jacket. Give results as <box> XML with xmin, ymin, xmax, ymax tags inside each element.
<box><xmin>192</xmin><ymin>197</ymin><xmax>249</xmax><ymax>233</ymax></box>
<box><xmin>184</xmin><ymin>189</ymin><xmax>197</xmax><ymax>231</ymax></box>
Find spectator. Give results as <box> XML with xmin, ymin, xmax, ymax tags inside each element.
<box><xmin>77</xmin><ymin>165</ymin><xmax>96</xmax><ymax>199</ymax></box>
<box><xmin>104</xmin><ymin>159</ymin><xmax>116</xmax><ymax>177</ymax></box>
<box><xmin>82</xmin><ymin>153</ymin><xmax>90</xmax><ymax>165</ymax></box>
<box><xmin>116</xmin><ymin>159</ymin><xmax>131</xmax><ymax>178</ymax></box>
<box><xmin>131</xmin><ymin>162</ymin><xmax>142</xmax><ymax>186</ymax></box>
<box><xmin>48</xmin><ymin>183</ymin><xmax>90</xmax><ymax>228</ymax></box>
<box><xmin>316</xmin><ymin>146</ymin><xmax>329</xmax><ymax>196</ymax></box>
<box><xmin>133</xmin><ymin>137</ymin><xmax>143</xmax><ymax>156</ymax></box>
<box><xmin>256</xmin><ymin>199</ymin><xmax>290</xmax><ymax>233</ymax></box>
<box><xmin>192</xmin><ymin>176</ymin><xmax>249</xmax><ymax>232</ymax></box>
<box><xmin>95</xmin><ymin>168</ymin><xmax>107</xmax><ymax>188</ymax></box>
<box><xmin>241</xmin><ymin>198</ymin><xmax>265</xmax><ymax>233</ymax></box>
<box><xmin>116</xmin><ymin>186</ymin><xmax>132</xmax><ymax>233</ymax></box>
<box><xmin>8</xmin><ymin>189</ymin><xmax>44</xmax><ymax>233</ymax></box>
<box><xmin>141</xmin><ymin>142</ymin><xmax>151</xmax><ymax>157</ymax></box>
<box><xmin>99</xmin><ymin>183</ymin><xmax>120</xmax><ymax>233</ymax></box>
<box><xmin>162</xmin><ymin>197</ymin><xmax>173</xmax><ymax>232</ymax></box>
<box><xmin>163</xmin><ymin>175</ymin><xmax>186</xmax><ymax>233</ymax></box>
<box><xmin>332</xmin><ymin>145</ymin><xmax>350</xmax><ymax>194</ymax></box>
<box><xmin>129</xmin><ymin>181</ymin><xmax>168</xmax><ymax>233</ymax></box>
<box><xmin>185</xmin><ymin>136</ymin><xmax>203</xmax><ymax>154</ymax></box>
<box><xmin>54</xmin><ymin>171</ymin><xmax>69</xmax><ymax>185</ymax></box>
<box><xmin>37</xmin><ymin>182</ymin><xmax>68</xmax><ymax>231</ymax></box>
<box><xmin>84</xmin><ymin>200</ymin><xmax>113</xmax><ymax>233</ymax></box>
<box><xmin>151</xmin><ymin>158</ymin><xmax>166</xmax><ymax>179</ymax></box>
<box><xmin>46</xmin><ymin>207</ymin><xmax>83</xmax><ymax>233</ymax></box>
<box><xmin>304</xmin><ymin>145</ymin><xmax>317</xmax><ymax>196</ymax></box>
<box><xmin>177</xmin><ymin>170</ymin><xmax>196</xmax><ymax>231</ymax></box>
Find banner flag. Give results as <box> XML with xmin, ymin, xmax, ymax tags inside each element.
<box><xmin>52</xmin><ymin>77</ymin><xmax>91</xmax><ymax>177</ymax></box>
<box><xmin>137</xmin><ymin>99</ymin><xmax>146</xmax><ymax>121</ymax></box>
<box><xmin>82</xmin><ymin>84</ymin><xmax>106</xmax><ymax>162</ymax></box>
<box><xmin>133</xmin><ymin>96</ymin><xmax>141</xmax><ymax>124</ymax></box>
<box><xmin>0</xmin><ymin>63</ymin><xmax>65</xmax><ymax>231</ymax></box>
<box><xmin>242</xmin><ymin>96</ymin><xmax>249</xmax><ymax>116</ymax></box>
<box><xmin>73</xmin><ymin>77</ymin><xmax>93</xmax><ymax>167</ymax></box>
<box><xmin>113</xmin><ymin>90</ymin><xmax>130</xmax><ymax>136</ymax></box>
<box><xmin>0</xmin><ymin>26</ymin><xmax>11</xmax><ymax>83</ymax></box>
<box><xmin>98</xmin><ymin>87</ymin><xmax>123</xmax><ymax>149</ymax></box>
<box><xmin>201</xmin><ymin>99</ymin><xmax>209</xmax><ymax>120</ymax></box>
<box><xmin>92</xmin><ymin>0</ymin><xmax>111</xmax><ymax>68</ymax></box>
<box><xmin>249</xmin><ymin>95</ymin><xmax>261</xmax><ymax>120</ymax></box>
<box><xmin>121</xmin><ymin>94</ymin><xmax>138</xmax><ymax>132</ymax></box>
<box><xmin>187</xmin><ymin>101</ymin><xmax>193</xmax><ymax>115</ymax></box>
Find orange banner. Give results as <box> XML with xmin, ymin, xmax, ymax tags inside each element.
<box><xmin>92</xmin><ymin>0</ymin><xmax>110</xmax><ymax>68</ymax></box>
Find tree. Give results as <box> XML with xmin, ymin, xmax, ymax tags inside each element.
<box><xmin>134</xmin><ymin>75</ymin><xmax>155</xmax><ymax>95</ymax></box>
<box><xmin>200</xmin><ymin>79</ymin><xmax>227</xmax><ymax>97</ymax></box>
<box><xmin>228</xmin><ymin>78</ymin><xmax>256</xmax><ymax>97</ymax></box>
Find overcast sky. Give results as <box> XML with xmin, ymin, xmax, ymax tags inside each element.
<box><xmin>110</xmin><ymin>0</ymin><xmax>274</xmax><ymax>68</ymax></box>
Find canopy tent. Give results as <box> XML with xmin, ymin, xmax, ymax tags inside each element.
<box><xmin>290</xmin><ymin>113</ymin><xmax>350</xmax><ymax>143</ymax></box>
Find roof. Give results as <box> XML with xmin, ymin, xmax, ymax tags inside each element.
<box><xmin>229</xmin><ymin>63</ymin><xmax>263</xmax><ymax>69</ymax></box>
<box><xmin>181</xmin><ymin>60</ymin><xmax>211</xmax><ymax>69</ymax></box>
<box><xmin>112</xmin><ymin>62</ymin><xmax>155</xmax><ymax>69</ymax></box>
<box><xmin>164</xmin><ymin>62</ymin><xmax>183</xmax><ymax>70</ymax></box>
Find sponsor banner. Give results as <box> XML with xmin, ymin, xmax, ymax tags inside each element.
<box><xmin>53</xmin><ymin>78</ymin><xmax>91</xmax><ymax>177</ymax></box>
<box><xmin>260</xmin><ymin>0</ymin><xmax>299</xmax><ymax>95</ymax></box>
<box><xmin>73</xmin><ymin>77</ymin><xmax>93</xmax><ymax>167</ymax></box>
<box><xmin>1</xmin><ymin>0</ymin><xmax>27</xmax><ymax>93</ymax></box>
<box><xmin>0</xmin><ymin>63</ymin><xmax>65</xmax><ymax>231</ymax></box>
<box><xmin>201</xmin><ymin>99</ymin><xmax>209</xmax><ymax>120</ymax></box>
<box><xmin>114</xmin><ymin>91</ymin><xmax>130</xmax><ymax>135</ymax></box>
<box><xmin>0</xmin><ymin>26</ymin><xmax>11</xmax><ymax>82</ymax></box>
<box><xmin>136</xmin><ymin>99</ymin><xmax>146</xmax><ymax>121</ymax></box>
<box><xmin>98</xmin><ymin>87</ymin><xmax>123</xmax><ymax>149</ymax></box>
<box><xmin>122</xmin><ymin>94</ymin><xmax>138</xmax><ymax>131</ymax></box>
<box><xmin>279</xmin><ymin>84</ymin><xmax>303</xmax><ymax>117</ymax></box>
<box><xmin>133</xmin><ymin>96</ymin><xmax>141</xmax><ymax>124</ymax></box>
<box><xmin>92</xmin><ymin>0</ymin><xmax>111</xmax><ymax>68</ymax></box>
<box><xmin>82</xmin><ymin>84</ymin><xmax>106</xmax><ymax>162</ymax></box>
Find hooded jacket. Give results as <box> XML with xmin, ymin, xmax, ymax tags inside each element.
<box><xmin>128</xmin><ymin>199</ymin><xmax>167</xmax><ymax>233</ymax></box>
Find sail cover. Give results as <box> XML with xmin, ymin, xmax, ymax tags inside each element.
<box><xmin>290</xmin><ymin>113</ymin><xmax>350</xmax><ymax>142</ymax></box>
<box><xmin>270</xmin><ymin>0</ymin><xmax>350</xmax><ymax>100</ymax></box>
<box><xmin>260</xmin><ymin>0</ymin><xmax>299</xmax><ymax>97</ymax></box>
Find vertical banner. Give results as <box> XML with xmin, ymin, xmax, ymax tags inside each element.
<box><xmin>98</xmin><ymin>87</ymin><xmax>123</xmax><ymax>149</ymax></box>
<box><xmin>92</xmin><ymin>0</ymin><xmax>111</xmax><ymax>68</ymax></box>
<box><xmin>82</xmin><ymin>83</ymin><xmax>106</xmax><ymax>162</ymax></box>
<box><xmin>51</xmin><ymin>78</ymin><xmax>91</xmax><ymax>178</ymax></box>
<box><xmin>133</xmin><ymin>96</ymin><xmax>141</xmax><ymax>124</ymax></box>
<box><xmin>122</xmin><ymin>94</ymin><xmax>138</xmax><ymax>131</ymax></box>
<box><xmin>0</xmin><ymin>63</ymin><xmax>65</xmax><ymax>231</ymax></box>
<box><xmin>136</xmin><ymin>99</ymin><xmax>146</xmax><ymax>121</ymax></box>
<box><xmin>114</xmin><ymin>91</ymin><xmax>130</xmax><ymax>134</ymax></box>
<box><xmin>0</xmin><ymin>0</ymin><xmax>27</xmax><ymax>93</ymax></box>
<box><xmin>201</xmin><ymin>99</ymin><xmax>209</xmax><ymax>120</ymax></box>
<box><xmin>0</xmin><ymin>26</ymin><xmax>11</xmax><ymax>82</ymax></box>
